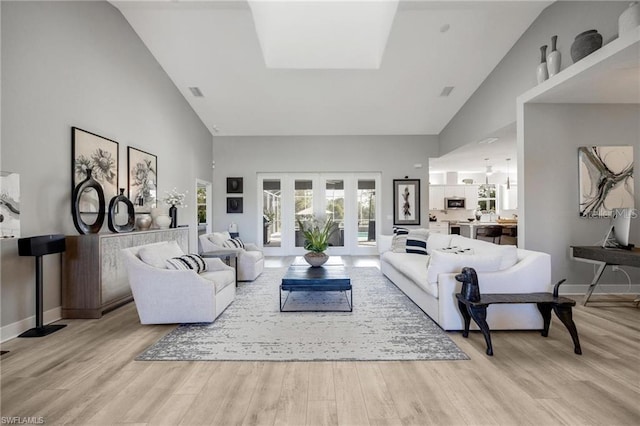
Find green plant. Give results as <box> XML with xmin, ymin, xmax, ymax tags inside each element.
<box><xmin>296</xmin><ymin>216</ymin><xmax>338</xmax><ymax>253</ymax></box>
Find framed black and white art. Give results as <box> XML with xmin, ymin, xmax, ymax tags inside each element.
<box><xmin>393</xmin><ymin>179</ymin><xmax>420</xmax><ymax>225</ymax></box>
<box><xmin>227</xmin><ymin>177</ymin><xmax>243</xmax><ymax>194</ymax></box>
<box><xmin>71</xmin><ymin>127</ymin><xmax>119</xmax><ymax>213</ymax></box>
<box><xmin>128</xmin><ymin>147</ymin><xmax>157</xmax><ymax>213</ymax></box>
<box><xmin>227</xmin><ymin>197</ymin><xmax>243</xmax><ymax>213</ymax></box>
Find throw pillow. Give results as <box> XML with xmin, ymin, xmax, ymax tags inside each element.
<box><xmin>391</xmin><ymin>234</ymin><xmax>408</xmax><ymax>253</ymax></box>
<box><xmin>426</xmin><ymin>250</ymin><xmax>502</xmax><ymax>284</ymax></box>
<box><xmin>393</xmin><ymin>226</ymin><xmax>409</xmax><ymax>235</ymax></box>
<box><xmin>166</xmin><ymin>254</ymin><xmax>208</xmax><ymax>273</ymax></box>
<box><xmin>138</xmin><ymin>241</ymin><xmax>185</xmax><ymax>269</ymax></box>
<box><xmin>223</xmin><ymin>237</ymin><xmax>245</xmax><ymax>249</ymax></box>
<box><xmin>406</xmin><ymin>236</ymin><xmax>428</xmax><ymax>255</ymax></box>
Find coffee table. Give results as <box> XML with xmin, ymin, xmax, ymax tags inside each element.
<box><xmin>280</xmin><ymin>264</ymin><xmax>352</xmax><ymax>312</ymax></box>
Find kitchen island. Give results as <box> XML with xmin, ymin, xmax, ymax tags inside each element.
<box><xmin>459</xmin><ymin>222</ymin><xmax>517</xmax><ymax>245</ymax></box>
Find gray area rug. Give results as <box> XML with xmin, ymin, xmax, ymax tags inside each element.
<box><xmin>137</xmin><ymin>267</ymin><xmax>469</xmax><ymax>361</ymax></box>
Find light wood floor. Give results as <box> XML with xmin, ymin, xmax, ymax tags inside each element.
<box><xmin>1</xmin><ymin>257</ymin><xmax>639</xmax><ymax>425</ymax></box>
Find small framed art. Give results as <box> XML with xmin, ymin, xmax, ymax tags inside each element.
<box><xmin>227</xmin><ymin>197</ymin><xmax>243</xmax><ymax>213</ymax></box>
<box><xmin>393</xmin><ymin>179</ymin><xmax>420</xmax><ymax>225</ymax></box>
<box><xmin>227</xmin><ymin>177</ymin><xmax>243</xmax><ymax>194</ymax></box>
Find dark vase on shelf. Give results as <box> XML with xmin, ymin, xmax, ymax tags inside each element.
<box><xmin>570</xmin><ymin>29</ymin><xmax>603</xmax><ymax>63</ymax></box>
<box><xmin>71</xmin><ymin>169</ymin><xmax>105</xmax><ymax>235</ymax></box>
<box><xmin>169</xmin><ymin>205</ymin><xmax>177</xmax><ymax>228</ymax></box>
<box><xmin>107</xmin><ymin>188</ymin><xmax>135</xmax><ymax>233</ymax></box>
<box><xmin>536</xmin><ymin>44</ymin><xmax>549</xmax><ymax>84</ymax></box>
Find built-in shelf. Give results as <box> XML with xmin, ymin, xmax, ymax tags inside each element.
<box><xmin>519</xmin><ymin>26</ymin><xmax>640</xmax><ymax>105</ymax></box>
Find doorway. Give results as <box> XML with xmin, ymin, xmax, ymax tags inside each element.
<box><xmin>195</xmin><ymin>179</ymin><xmax>212</xmax><ymax>251</ymax></box>
<box><xmin>258</xmin><ymin>173</ymin><xmax>380</xmax><ymax>256</ymax></box>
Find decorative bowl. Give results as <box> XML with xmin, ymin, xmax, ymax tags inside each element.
<box><xmin>467</xmin><ymin>218</ymin><xmax>475</xmax><ymax>222</ymax></box>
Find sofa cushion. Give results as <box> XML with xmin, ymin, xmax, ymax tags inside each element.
<box><xmin>426</xmin><ymin>233</ymin><xmax>453</xmax><ymax>254</ymax></box>
<box><xmin>449</xmin><ymin>235</ymin><xmax>518</xmax><ymax>270</ymax></box>
<box><xmin>406</xmin><ymin>236</ymin><xmax>428</xmax><ymax>255</ymax></box>
<box><xmin>138</xmin><ymin>241</ymin><xmax>184</xmax><ymax>269</ymax></box>
<box><xmin>407</xmin><ymin>228</ymin><xmax>430</xmax><ymax>239</ymax></box>
<box><xmin>426</xmin><ymin>249</ymin><xmax>502</xmax><ymax>285</ymax></box>
<box><xmin>391</xmin><ymin>234</ymin><xmax>408</xmax><ymax>252</ymax></box>
<box><xmin>166</xmin><ymin>254</ymin><xmax>208</xmax><ymax>273</ymax></box>
<box><xmin>223</xmin><ymin>237</ymin><xmax>245</xmax><ymax>249</ymax></box>
<box><xmin>382</xmin><ymin>251</ymin><xmax>438</xmax><ymax>297</ymax></box>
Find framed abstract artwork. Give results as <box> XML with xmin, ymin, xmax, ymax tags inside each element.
<box><xmin>72</xmin><ymin>127</ymin><xmax>119</xmax><ymax>213</ymax></box>
<box><xmin>227</xmin><ymin>177</ymin><xmax>243</xmax><ymax>194</ymax></box>
<box><xmin>227</xmin><ymin>197</ymin><xmax>243</xmax><ymax>213</ymax></box>
<box><xmin>128</xmin><ymin>147</ymin><xmax>157</xmax><ymax>213</ymax></box>
<box><xmin>0</xmin><ymin>171</ymin><xmax>20</xmax><ymax>238</ymax></box>
<box><xmin>578</xmin><ymin>146</ymin><xmax>634</xmax><ymax>217</ymax></box>
<box><xmin>393</xmin><ymin>179</ymin><xmax>420</xmax><ymax>225</ymax></box>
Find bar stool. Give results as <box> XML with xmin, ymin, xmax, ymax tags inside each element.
<box><xmin>477</xmin><ymin>225</ymin><xmax>503</xmax><ymax>244</ymax></box>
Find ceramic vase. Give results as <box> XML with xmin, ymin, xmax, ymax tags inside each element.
<box><xmin>169</xmin><ymin>205</ymin><xmax>177</xmax><ymax>228</ymax></box>
<box><xmin>570</xmin><ymin>29</ymin><xmax>603</xmax><ymax>63</ymax></box>
<box><xmin>619</xmin><ymin>2</ymin><xmax>640</xmax><ymax>36</ymax></box>
<box><xmin>107</xmin><ymin>188</ymin><xmax>135</xmax><ymax>233</ymax></box>
<box><xmin>304</xmin><ymin>252</ymin><xmax>329</xmax><ymax>267</ymax></box>
<box><xmin>547</xmin><ymin>35</ymin><xmax>561</xmax><ymax>77</ymax></box>
<box><xmin>135</xmin><ymin>214</ymin><xmax>152</xmax><ymax>231</ymax></box>
<box><xmin>150</xmin><ymin>207</ymin><xmax>166</xmax><ymax>228</ymax></box>
<box><xmin>71</xmin><ymin>169</ymin><xmax>106</xmax><ymax>235</ymax></box>
<box><xmin>155</xmin><ymin>214</ymin><xmax>171</xmax><ymax>229</ymax></box>
<box><xmin>536</xmin><ymin>44</ymin><xmax>549</xmax><ymax>84</ymax></box>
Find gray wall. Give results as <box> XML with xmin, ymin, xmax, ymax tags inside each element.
<box><xmin>523</xmin><ymin>104</ymin><xmax>640</xmax><ymax>290</ymax></box>
<box><xmin>0</xmin><ymin>1</ymin><xmax>213</xmax><ymax>333</ymax></box>
<box><xmin>212</xmin><ymin>135</ymin><xmax>438</xmax><ymax>242</ymax></box>
<box><xmin>439</xmin><ymin>1</ymin><xmax>629</xmax><ymax>154</ymax></box>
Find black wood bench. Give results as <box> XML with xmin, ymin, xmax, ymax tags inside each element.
<box><xmin>455</xmin><ymin>280</ymin><xmax>582</xmax><ymax>356</ymax></box>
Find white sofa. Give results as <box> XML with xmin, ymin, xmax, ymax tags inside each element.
<box><xmin>122</xmin><ymin>241</ymin><xmax>236</xmax><ymax>324</ymax></box>
<box><xmin>380</xmin><ymin>231</ymin><xmax>551</xmax><ymax>331</ymax></box>
<box><xmin>199</xmin><ymin>232</ymin><xmax>265</xmax><ymax>281</ymax></box>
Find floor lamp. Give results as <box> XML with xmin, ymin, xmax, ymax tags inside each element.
<box><xmin>17</xmin><ymin>234</ymin><xmax>67</xmax><ymax>337</ymax></box>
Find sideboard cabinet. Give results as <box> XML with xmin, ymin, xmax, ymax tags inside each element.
<box><xmin>62</xmin><ymin>228</ymin><xmax>189</xmax><ymax>318</ymax></box>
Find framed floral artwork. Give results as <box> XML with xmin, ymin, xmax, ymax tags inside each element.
<box><xmin>72</xmin><ymin>127</ymin><xmax>119</xmax><ymax>213</ymax></box>
<box><xmin>393</xmin><ymin>179</ymin><xmax>420</xmax><ymax>225</ymax></box>
<box><xmin>127</xmin><ymin>147</ymin><xmax>157</xmax><ymax>213</ymax></box>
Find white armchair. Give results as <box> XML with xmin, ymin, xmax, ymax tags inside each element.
<box><xmin>199</xmin><ymin>232</ymin><xmax>264</xmax><ymax>282</ymax></box>
<box><xmin>122</xmin><ymin>241</ymin><xmax>235</xmax><ymax>324</ymax></box>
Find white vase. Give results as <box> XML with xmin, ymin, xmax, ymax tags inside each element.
<box><xmin>151</xmin><ymin>207</ymin><xmax>167</xmax><ymax>228</ymax></box>
<box><xmin>155</xmin><ymin>214</ymin><xmax>171</xmax><ymax>229</ymax></box>
<box><xmin>619</xmin><ymin>2</ymin><xmax>640</xmax><ymax>36</ymax></box>
<box><xmin>547</xmin><ymin>35</ymin><xmax>561</xmax><ymax>77</ymax></box>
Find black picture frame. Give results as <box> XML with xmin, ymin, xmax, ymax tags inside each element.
<box><xmin>227</xmin><ymin>177</ymin><xmax>243</xmax><ymax>194</ymax></box>
<box><xmin>71</xmin><ymin>127</ymin><xmax>119</xmax><ymax>213</ymax></box>
<box><xmin>393</xmin><ymin>179</ymin><xmax>420</xmax><ymax>225</ymax></box>
<box><xmin>227</xmin><ymin>197</ymin><xmax>243</xmax><ymax>213</ymax></box>
<box><xmin>127</xmin><ymin>147</ymin><xmax>157</xmax><ymax>213</ymax></box>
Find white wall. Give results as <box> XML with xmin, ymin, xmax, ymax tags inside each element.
<box><xmin>212</xmin><ymin>135</ymin><xmax>438</xmax><ymax>244</ymax></box>
<box><xmin>0</xmin><ymin>1</ymin><xmax>213</xmax><ymax>334</ymax></box>
<box><xmin>523</xmin><ymin>104</ymin><xmax>639</xmax><ymax>290</ymax></box>
<box><xmin>439</xmin><ymin>1</ymin><xmax>629</xmax><ymax>155</ymax></box>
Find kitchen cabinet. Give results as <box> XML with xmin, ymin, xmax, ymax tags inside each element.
<box><xmin>465</xmin><ymin>185</ymin><xmax>479</xmax><ymax>210</ymax></box>
<box><xmin>429</xmin><ymin>222</ymin><xmax>449</xmax><ymax>234</ymax></box>
<box><xmin>429</xmin><ymin>185</ymin><xmax>445</xmax><ymax>210</ymax></box>
<box><xmin>445</xmin><ymin>185</ymin><xmax>466</xmax><ymax>198</ymax></box>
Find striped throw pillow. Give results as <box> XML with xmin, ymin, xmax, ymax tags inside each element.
<box><xmin>166</xmin><ymin>254</ymin><xmax>208</xmax><ymax>273</ymax></box>
<box><xmin>393</xmin><ymin>226</ymin><xmax>409</xmax><ymax>235</ymax></box>
<box><xmin>223</xmin><ymin>237</ymin><xmax>245</xmax><ymax>249</ymax></box>
<box><xmin>406</xmin><ymin>236</ymin><xmax>428</xmax><ymax>255</ymax></box>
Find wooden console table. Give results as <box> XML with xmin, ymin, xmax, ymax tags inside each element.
<box><xmin>570</xmin><ymin>246</ymin><xmax>640</xmax><ymax>305</ymax></box>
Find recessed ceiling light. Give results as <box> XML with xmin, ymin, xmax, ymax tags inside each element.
<box><xmin>440</xmin><ymin>24</ymin><xmax>450</xmax><ymax>33</ymax></box>
<box><xmin>478</xmin><ymin>137</ymin><xmax>499</xmax><ymax>144</ymax></box>
<box><xmin>188</xmin><ymin>87</ymin><xmax>204</xmax><ymax>97</ymax></box>
<box><xmin>439</xmin><ymin>86</ymin><xmax>454</xmax><ymax>97</ymax></box>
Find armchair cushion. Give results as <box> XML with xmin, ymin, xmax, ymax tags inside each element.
<box><xmin>166</xmin><ymin>254</ymin><xmax>208</xmax><ymax>273</ymax></box>
<box><xmin>138</xmin><ymin>241</ymin><xmax>185</xmax><ymax>269</ymax></box>
<box><xmin>200</xmin><ymin>270</ymin><xmax>235</xmax><ymax>293</ymax></box>
<box><xmin>208</xmin><ymin>231</ymin><xmax>231</xmax><ymax>247</ymax></box>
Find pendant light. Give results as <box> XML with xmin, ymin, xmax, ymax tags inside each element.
<box><xmin>484</xmin><ymin>158</ymin><xmax>491</xmax><ymax>185</ymax></box>
<box><xmin>506</xmin><ymin>158</ymin><xmax>511</xmax><ymax>189</ymax></box>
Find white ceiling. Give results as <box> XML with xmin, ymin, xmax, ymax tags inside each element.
<box><xmin>112</xmin><ymin>0</ymin><xmax>549</xmax><ymax>137</ymax></box>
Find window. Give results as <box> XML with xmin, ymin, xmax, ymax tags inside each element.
<box><xmin>477</xmin><ymin>184</ymin><xmax>496</xmax><ymax>212</ymax></box>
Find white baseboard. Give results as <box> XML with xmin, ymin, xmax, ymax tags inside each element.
<box><xmin>560</xmin><ymin>284</ymin><xmax>640</xmax><ymax>295</ymax></box>
<box><xmin>1</xmin><ymin>306</ymin><xmax>62</xmax><ymax>343</ymax></box>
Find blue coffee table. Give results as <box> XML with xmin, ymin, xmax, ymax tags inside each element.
<box><xmin>280</xmin><ymin>265</ymin><xmax>352</xmax><ymax>312</ymax></box>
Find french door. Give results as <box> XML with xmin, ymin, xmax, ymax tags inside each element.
<box><xmin>258</xmin><ymin>173</ymin><xmax>380</xmax><ymax>256</ymax></box>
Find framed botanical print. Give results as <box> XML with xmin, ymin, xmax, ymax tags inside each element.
<box><xmin>393</xmin><ymin>179</ymin><xmax>420</xmax><ymax>225</ymax></box>
<box><xmin>71</xmin><ymin>127</ymin><xmax>119</xmax><ymax>213</ymax></box>
<box><xmin>128</xmin><ymin>147</ymin><xmax>157</xmax><ymax>213</ymax></box>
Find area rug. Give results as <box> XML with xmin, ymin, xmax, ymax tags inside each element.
<box><xmin>136</xmin><ymin>267</ymin><xmax>469</xmax><ymax>361</ymax></box>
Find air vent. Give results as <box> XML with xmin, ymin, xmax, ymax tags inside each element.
<box><xmin>439</xmin><ymin>86</ymin><xmax>454</xmax><ymax>97</ymax></box>
<box><xmin>188</xmin><ymin>87</ymin><xmax>204</xmax><ymax>97</ymax></box>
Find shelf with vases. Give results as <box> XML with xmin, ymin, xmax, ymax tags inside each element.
<box><xmin>519</xmin><ymin>25</ymin><xmax>640</xmax><ymax>105</ymax></box>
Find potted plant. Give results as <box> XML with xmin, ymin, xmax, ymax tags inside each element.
<box><xmin>296</xmin><ymin>216</ymin><xmax>338</xmax><ymax>267</ymax></box>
